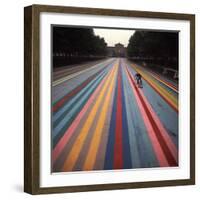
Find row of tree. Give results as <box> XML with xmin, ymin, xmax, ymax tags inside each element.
<box><xmin>127</xmin><ymin>31</ymin><xmax>178</xmax><ymax>69</ymax></box>
<box><xmin>53</xmin><ymin>27</ymin><xmax>107</xmax><ymax>67</ymax></box>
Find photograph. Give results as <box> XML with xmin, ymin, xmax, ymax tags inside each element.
<box><xmin>24</xmin><ymin>5</ymin><xmax>195</xmax><ymax>194</ymax></box>
<box><xmin>51</xmin><ymin>26</ymin><xmax>179</xmax><ymax>173</ymax></box>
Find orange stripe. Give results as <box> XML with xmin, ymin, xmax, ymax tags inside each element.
<box><xmin>62</xmin><ymin>62</ymin><xmax>117</xmax><ymax>171</ymax></box>
<box><xmin>126</xmin><ymin>66</ymin><xmax>178</xmax><ymax>166</ymax></box>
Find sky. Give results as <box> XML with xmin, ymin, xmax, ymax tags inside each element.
<box><xmin>94</xmin><ymin>28</ymin><xmax>135</xmax><ymax>47</ymax></box>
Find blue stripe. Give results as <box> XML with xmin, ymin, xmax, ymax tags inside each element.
<box><xmin>124</xmin><ymin>65</ymin><xmax>159</xmax><ymax>168</ymax></box>
<box><xmin>128</xmin><ymin>65</ymin><xmax>178</xmax><ymax>147</ymax></box>
<box><xmin>52</xmin><ymin>61</ymin><xmax>113</xmax><ymax>105</ymax></box>
<box><xmin>121</xmin><ymin>66</ymin><xmax>141</xmax><ymax>168</ymax></box>
<box><xmin>103</xmin><ymin>66</ymin><xmax>118</xmax><ymax>170</ymax></box>
<box><xmin>53</xmin><ymin>69</ymin><xmax>109</xmax><ymax>147</ymax></box>
<box><xmin>53</xmin><ymin>65</ymin><xmax>109</xmax><ymax>124</ymax></box>
<box><xmin>120</xmin><ymin>64</ymin><xmax>132</xmax><ymax>169</ymax></box>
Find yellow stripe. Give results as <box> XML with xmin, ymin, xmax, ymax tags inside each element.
<box><xmin>53</xmin><ymin>59</ymin><xmax>112</xmax><ymax>86</ymax></box>
<box><xmin>144</xmin><ymin>72</ymin><xmax>177</xmax><ymax>103</ymax></box>
<box><xmin>134</xmin><ymin>64</ymin><xmax>178</xmax><ymax>93</ymax></box>
<box><xmin>131</xmin><ymin>64</ymin><xmax>178</xmax><ymax>110</ymax></box>
<box><xmin>82</xmin><ymin>62</ymin><xmax>117</xmax><ymax>170</ymax></box>
<box><xmin>137</xmin><ymin>68</ymin><xmax>178</xmax><ymax>108</ymax></box>
<box><xmin>62</xmin><ymin>61</ymin><xmax>118</xmax><ymax>171</ymax></box>
<box><xmin>150</xmin><ymin>73</ymin><xmax>178</xmax><ymax>93</ymax></box>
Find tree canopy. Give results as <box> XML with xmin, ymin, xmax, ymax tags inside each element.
<box><xmin>53</xmin><ymin>27</ymin><xmax>107</xmax><ymax>56</ymax></box>
<box><xmin>127</xmin><ymin>31</ymin><xmax>178</xmax><ymax>68</ymax></box>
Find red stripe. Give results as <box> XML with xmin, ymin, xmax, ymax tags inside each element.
<box><xmin>126</xmin><ymin>67</ymin><xmax>177</xmax><ymax>166</ymax></box>
<box><xmin>52</xmin><ymin>69</ymin><xmax>110</xmax><ymax>165</ymax></box>
<box><xmin>135</xmin><ymin>65</ymin><xmax>178</xmax><ymax>91</ymax></box>
<box><xmin>53</xmin><ymin>68</ymin><xmax>104</xmax><ymax>112</ymax></box>
<box><xmin>126</xmin><ymin>70</ymin><xmax>169</xmax><ymax>166</ymax></box>
<box><xmin>114</xmin><ymin>67</ymin><xmax>123</xmax><ymax>169</ymax></box>
<box><xmin>150</xmin><ymin>71</ymin><xmax>178</xmax><ymax>91</ymax></box>
<box><xmin>140</xmin><ymin>73</ymin><xmax>178</xmax><ymax>112</ymax></box>
<box><xmin>131</xmin><ymin>65</ymin><xmax>178</xmax><ymax>112</ymax></box>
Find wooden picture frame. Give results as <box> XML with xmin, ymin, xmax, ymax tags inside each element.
<box><xmin>24</xmin><ymin>4</ymin><xmax>195</xmax><ymax>194</ymax></box>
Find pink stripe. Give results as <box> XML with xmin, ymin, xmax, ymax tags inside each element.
<box><xmin>126</xmin><ymin>66</ymin><xmax>178</xmax><ymax>164</ymax></box>
<box><xmin>52</xmin><ymin>68</ymin><xmax>113</xmax><ymax>164</ymax></box>
<box><xmin>133</xmin><ymin>63</ymin><xmax>178</xmax><ymax>91</ymax></box>
<box><xmin>150</xmin><ymin>71</ymin><xmax>178</xmax><ymax>91</ymax></box>
<box><xmin>125</xmin><ymin>67</ymin><xmax>169</xmax><ymax>166</ymax></box>
<box><xmin>137</xmin><ymin>85</ymin><xmax>178</xmax><ymax>162</ymax></box>
<box><xmin>127</xmin><ymin>66</ymin><xmax>178</xmax><ymax>162</ymax></box>
<box><xmin>114</xmin><ymin>67</ymin><xmax>123</xmax><ymax>169</ymax></box>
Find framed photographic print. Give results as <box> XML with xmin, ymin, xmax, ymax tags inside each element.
<box><xmin>24</xmin><ymin>4</ymin><xmax>195</xmax><ymax>194</ymax></box>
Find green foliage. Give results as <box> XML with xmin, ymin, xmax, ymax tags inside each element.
<box><xmin>127</xmin><ymin>31</ymin><xmax>178</xmax><ymax>68</ymax></box>
<box><xmin>53</xmin><ymin>27</ymin><xmax>107</xmax><ymax>56</ymax></box>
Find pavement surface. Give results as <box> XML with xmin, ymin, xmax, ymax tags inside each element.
<box><xmin>52</xmin><ymin>58</ymin><xmax>178</xmax><ymax>172</ymax></box>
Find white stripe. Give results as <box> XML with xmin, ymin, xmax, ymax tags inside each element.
<box><xmin>53</xmin><ymin>59</ymin><xmax>114</xmax><ymax>87</ymax></box>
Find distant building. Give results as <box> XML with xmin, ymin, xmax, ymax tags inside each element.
<box><xmin>107</xmin><ymin>43</ymin><xmax>127</xmax><ymax>57</ymax></box>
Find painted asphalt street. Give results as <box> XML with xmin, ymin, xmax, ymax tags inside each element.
<box><xmin>52</xmin><ymin>58</ymin><xmax>178</xmax><ymax>172</ymax></box>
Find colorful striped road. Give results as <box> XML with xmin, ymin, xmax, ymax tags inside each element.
<box><xmin>129</xmin><ymin>62</ymin><xmax>178</xmax><ymax>112</ymax></box>
<box><xmin>52</xmin><ymin>58</ymin><xmax>178</xmax><ymax>172</ymax></box>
